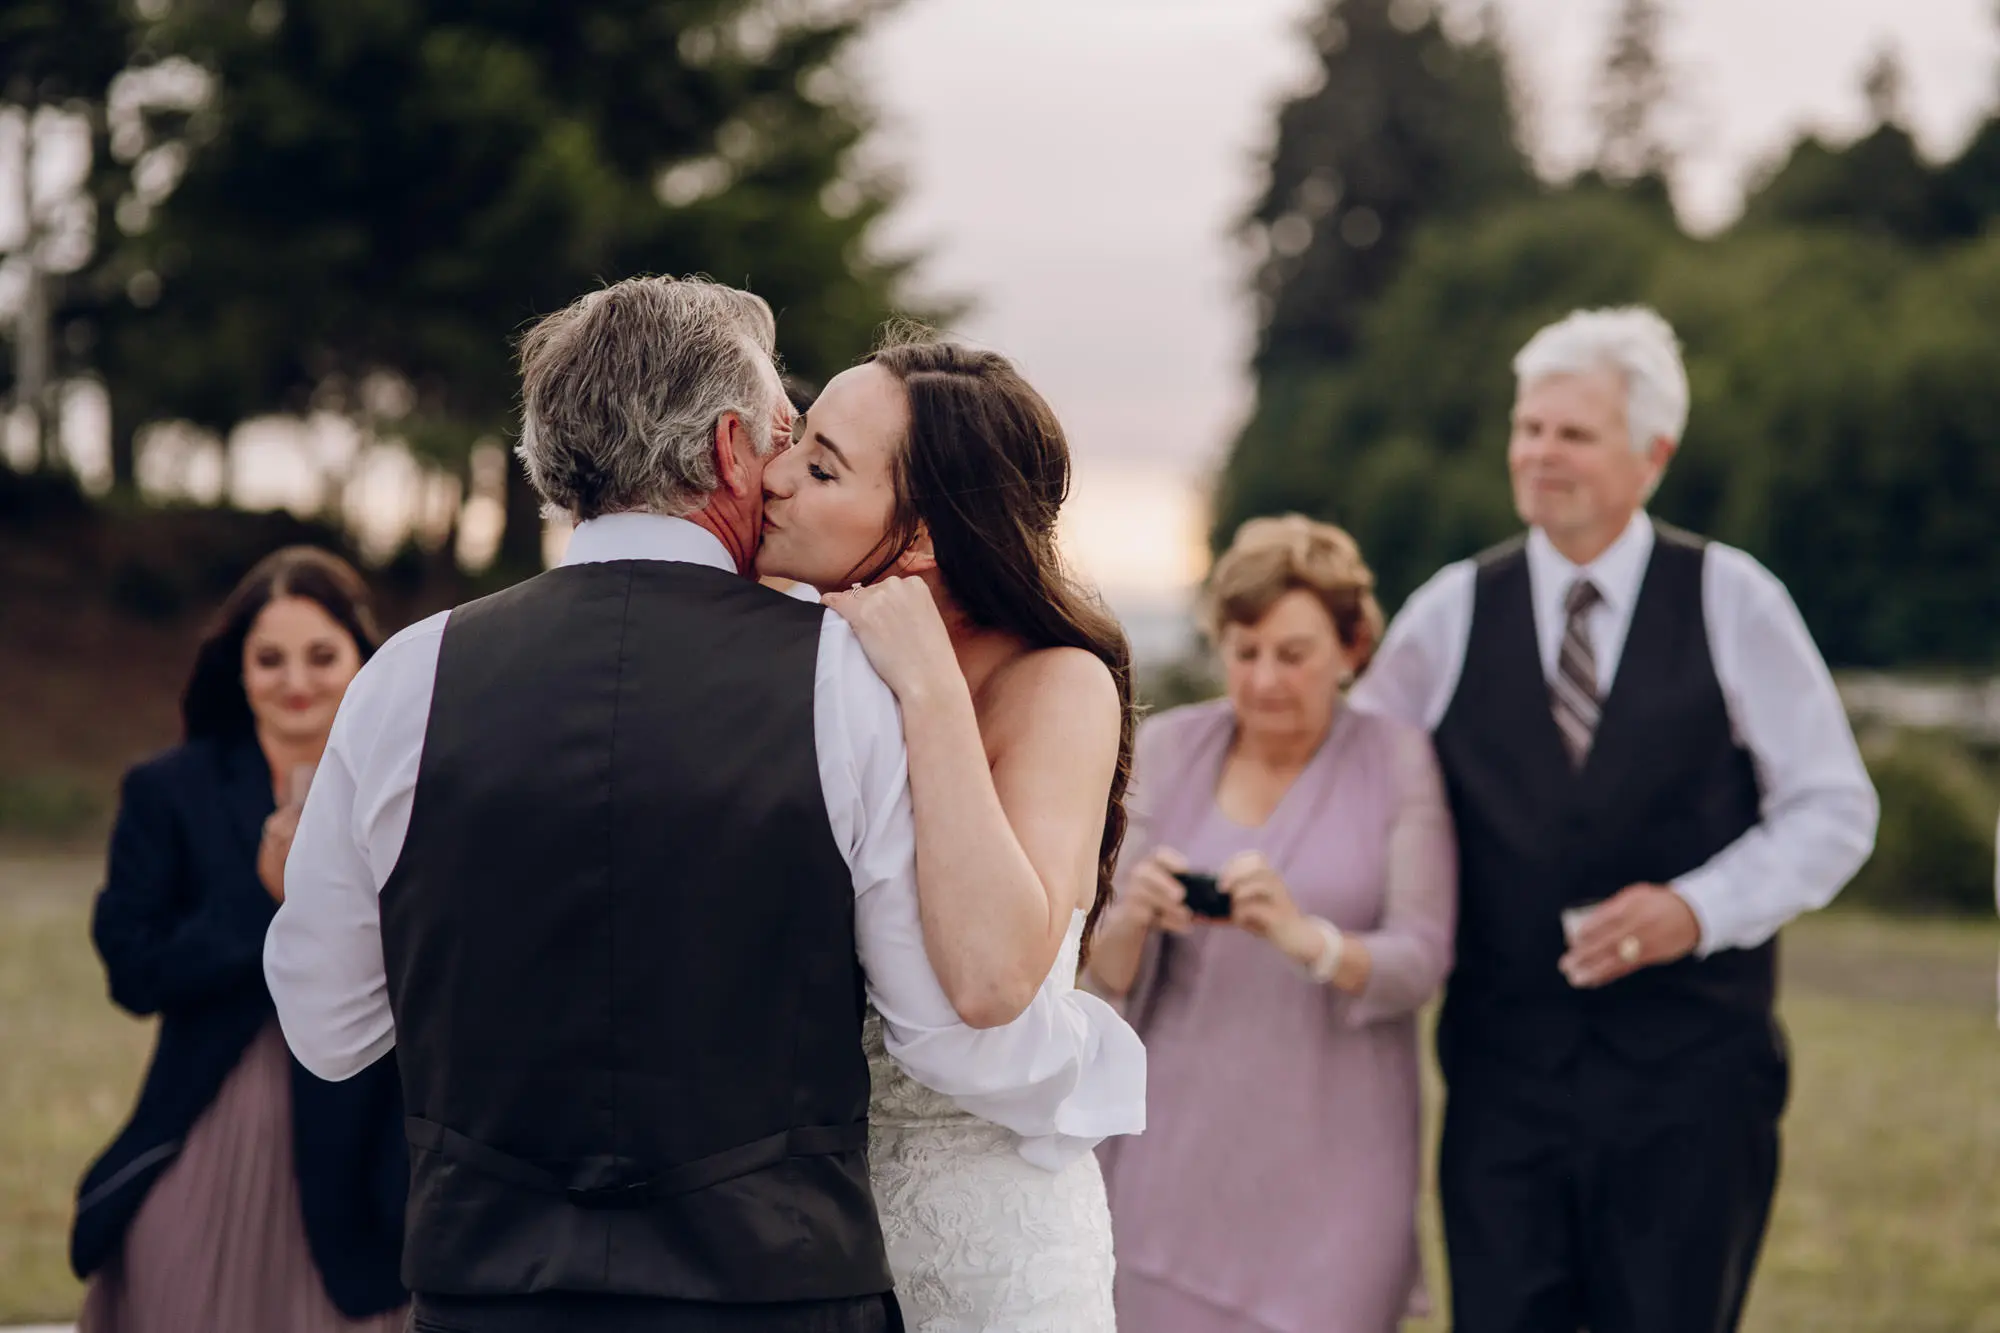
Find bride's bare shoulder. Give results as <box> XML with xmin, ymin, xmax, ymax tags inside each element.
<box><xmin>981</xmin><ymin>646</ymin><xmax>1121</xmax><ymax>745</ymax></box>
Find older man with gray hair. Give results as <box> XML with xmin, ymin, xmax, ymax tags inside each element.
<box><xmin>265</xmin><ymin>275</ymin><xmax>1145</xmax><ymax>1332</ymax></box>
<box><xmin>1354</xmin><ymin>306</ymin><xmax>1877</xmax><ymax>1333</ymax></box>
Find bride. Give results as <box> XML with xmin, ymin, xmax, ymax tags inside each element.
<box><xmin>757</xmin><ymin>337</ymin><xmax>1137</xmax><ymax>1332</ymax></box>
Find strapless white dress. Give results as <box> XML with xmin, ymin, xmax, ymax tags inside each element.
<box><xmin>863</xmin><ymin>912</ymin><xmax>1120</xmax><ymax>1332</ymax></box>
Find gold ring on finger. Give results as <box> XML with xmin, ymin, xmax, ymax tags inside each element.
<box><xmin>1618</xmin><ymin>935</ymin><xmax>1641</xmax><ymax>965</ymax></box>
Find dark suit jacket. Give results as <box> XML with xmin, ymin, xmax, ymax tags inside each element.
<box><xmin>70</xmin><ymin>735</ymin><xmax>408</xmax><ymax>1318</ymax></box>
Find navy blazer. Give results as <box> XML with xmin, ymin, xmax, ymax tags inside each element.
<box><xmin>70</xmin><ymin>736</ymin><xmax>408</xmax><ymax>1319</ymax></box>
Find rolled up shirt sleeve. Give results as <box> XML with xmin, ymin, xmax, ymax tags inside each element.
<box><xmin>817</xmin><ymin>613</ymin><xmax>1146</xmax><ymax>1170</ymax></box>
<box><xmin>1349</xmin><ymin>561</ymin><xmax>1475</xmax><ymax>732</ymax></box>
<box><xmin>1670</xmin><ymin>548</ymin><xmax>1878</xmax><ymax>954</ymax></box>
<box><xmin>266</xmin><ymin>615</ymin><xmax>445</xmax><ymax>1080</ymax></box>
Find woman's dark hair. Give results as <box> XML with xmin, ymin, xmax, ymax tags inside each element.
<box><xmin>181</xmin><ymin>546</ymin><xmax>381</xmax><ymax>742</ymax></box>
<box><xmin>855</xmin><ymin>338</ymin><xmax>1136</xmax><ymax>958</ymax></box>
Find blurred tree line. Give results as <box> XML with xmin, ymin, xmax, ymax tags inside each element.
<box><xmin>1216</xmin><ymin>0</ymin><xmax>2000</xmax><ymax>672</ymax></box>
<box><xmin>1</xmin><ymin>0</ymin><xmax>923</xmax><ymax>574</ymax></box>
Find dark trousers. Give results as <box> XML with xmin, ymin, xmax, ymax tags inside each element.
<box><xmin>408</xmin><ymin>1292</ymin><xmax>901</xmax><ymax>1333</ymax></box>
<box><xmin>1440</xmin><ymin>1031</ymin><xmax>1788</xmax><ymax>1333</ymax></box>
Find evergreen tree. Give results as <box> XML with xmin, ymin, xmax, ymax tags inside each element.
<box><xmin>1590</xmin><ymin>0</ymin><xmax>1674</xmax><ymax>187</ymax></box>
<box><xmin>1219</xmin><ymin>0</ymin><xmax>1533</xmax><ymax>560</ymax></box>
<box><xmin>1863</xmin><ymin>43</ymin><xmax>1906</xmax><ymax>127</ymax></box>
<box><xmin>1244</xmin><ymin>0</ymin><xmax>1532</xmax><ymax>370</ymax></box>
<box><xmin>80</xmin><ymin>0</ymin><xmax>923</xmax><ymax>570</ymax></box>
<box><xmin>1739</xmin><ymin>45</ymin><xmax>1953</xmax><ymax>243</ymax></box>
<box><xmin>1938</xmin><ymin>115</ymin><xmax>2000</xmax><ymax>229</ymax></box>
<box><xmin>0</xmin><ymin>0</ymin><xmax>135</xmax><ymax>475</ymax></box>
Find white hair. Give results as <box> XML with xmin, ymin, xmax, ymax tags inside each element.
<box><xmin>1512</xmin><ymin>306</ymin><xmax>1689</xmax><ymax>452</ymax></box>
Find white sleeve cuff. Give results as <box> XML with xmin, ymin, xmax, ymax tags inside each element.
<box><xmin>1673</xmin><ymin>865</ymin><xmax>1773</xmax><ymax>957</ymax></box>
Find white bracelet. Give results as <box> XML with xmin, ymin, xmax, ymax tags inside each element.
<box><xmin>1301</xmin><ymin>916</ymin><xmax>1344</xmax><ymax>986</ymax></box>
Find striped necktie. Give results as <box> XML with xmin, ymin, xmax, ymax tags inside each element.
<box><xmin>1551</xmin><ymin>578</ymin><xmax>1604</xmax><ymax>768</ymax></box>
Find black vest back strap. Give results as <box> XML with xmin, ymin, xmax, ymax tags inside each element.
<box><xmin>405</xmin><ymin>1117</ymin><xmax>869</xmax><ymax>1211</ymax></box>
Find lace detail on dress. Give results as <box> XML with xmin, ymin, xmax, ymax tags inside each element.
<box><xmin>864</xmin><ymin>913</ymin><xmax>1116</xmax><ymax>1332</ymax></box>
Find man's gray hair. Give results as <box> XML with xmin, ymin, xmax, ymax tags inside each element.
<box><xmin>516</xmin><ymin>276</ymin><xmax>779</xmax><ymax>520</ymax></box>
<box><xmin>1513</xmin><ymin>306</ymin><xmax>1689</xmax><ymax>452</ymax></box>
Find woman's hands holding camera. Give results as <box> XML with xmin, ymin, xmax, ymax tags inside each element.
<box><xmin>1111</xmin><ymin>847</ymin><xmax>1319</xmax><ymax>963</ymax></box>
<box><xmin>1090</xmin><ymin>846</ymin><xmax>1361</xmax><ymax>997</ymax></box>
<box><xmin>1220</xmin><ymin>851</ymin><xmax>1328</xmax><ymax>971</ymax></box>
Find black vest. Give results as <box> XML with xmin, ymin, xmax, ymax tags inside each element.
<box><xmin>1432</xmin><ymin>524</ymin><xmax>1771</xmax><ymax>1075</ymax></box>
<box><xmin>379</xmin><ymin>561</ymin><xmax>891</xmax><ymax>1302</ymax></box>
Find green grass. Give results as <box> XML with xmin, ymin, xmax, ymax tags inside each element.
<box><xmin>3</xmin><ymin>856</ymin><xmax>1997</xmax><ymax>1328</ymax></box>
<box><xmin>0</xmin><ymin>856</ymin><xmax>154</xmax><ymax>1323</ymax></box>
<box><xmin>1404</xmin><ymin>906</ymin><xmax>2000</xmax><ymax>1333</ymax></box>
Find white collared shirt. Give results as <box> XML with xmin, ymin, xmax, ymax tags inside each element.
<box><xmin>265</xmin><ymin>513</ymin><xmax>1144</xmax><ymax>1167</ymax></box>
<box><xmin>1350</xmin><ymin>512</ymin><xmax>1878</xmax><ymax>955</ymax></box>
<box><xmin>1524</xmin><ymin>509</ymin><xmax>1656</xmax><ymax>693</ymax></box>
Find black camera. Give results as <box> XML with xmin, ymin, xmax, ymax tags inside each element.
<box><xmin>1171</xmin><ymin>870</ymin><xmax>1232</xmax><ymax>920</ymax></box>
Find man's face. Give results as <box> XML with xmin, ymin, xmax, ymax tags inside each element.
<box><xmin>745</xmin><ymin>354</ymin><xmax>793</xmax><ymax>499</ymax></box>
<box><xmin>1508</xmin><ymin>369</ymin><xmax>1670</xmax><ymax>557</ymax></box>
<box><xmin>695</xmin><ymin>348</ymin><xmax>792</xmax><ymax>574</ymax></box>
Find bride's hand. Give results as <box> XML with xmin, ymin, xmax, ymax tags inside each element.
<box><xmin>823</xmin><ymin>577</ymin><xmax>961</xmax><ymax>704</ymax></box>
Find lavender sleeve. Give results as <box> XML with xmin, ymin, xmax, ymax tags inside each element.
<box><xmin>1096</xmin><ymin>705</ymin><xmax>1218</xmax><ymax>1023</ymax></box>
<box><xmin>1342</xmin><ymin>722</ymin><xmax>1457</xmax><ymax>1026</ymax></box>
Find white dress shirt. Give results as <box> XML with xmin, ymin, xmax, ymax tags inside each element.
<box><xmin>1350</xmin><ymin>512</ymin><xmax>1878</xmax><ymax>955</ymax></box>
<box><xmin>266</xmin><ymin>513</ymin><xmax>1144</xmax><ymax>1168</ymax></box>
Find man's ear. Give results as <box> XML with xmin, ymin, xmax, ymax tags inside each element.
<box><xmin>892</xmin><ymin>524</ymin><xmax>938</xmax><ymax>577</ymax></box>
<box><xmin>1639</xmin><ymin>435</ymin><xmax>1677</xmax><ymax>502</ymax></box>
<box><xmin>1646</xmin><ymin>434</ymin><xmax>1677</xmax><ymax>482</ymax></box>
<box><xmin>712</xmin><ymin>413</ymin><xmax>755</xmax><ymax>499</ymax></box>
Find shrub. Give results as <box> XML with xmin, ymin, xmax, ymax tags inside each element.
<box><xmin>1842</xmin><ymin>730</ymin><xmax>1998</xmax><ymax>915</ymax></box>
<box><xmin>0</xmin><ymin>774</ymin><xmax>108</xmax><ymax>841</ymax></box>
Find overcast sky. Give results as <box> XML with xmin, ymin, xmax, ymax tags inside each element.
<box><xmin>854</xmin><ymin>0</ymin><xmax>1999</xmax><ymax>595</ymax></box>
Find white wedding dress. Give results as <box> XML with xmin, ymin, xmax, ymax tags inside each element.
<box><xmin>863</xmin><ymin>911</ymin><xmax>1118</xmax><ymax>1332</ymax></box>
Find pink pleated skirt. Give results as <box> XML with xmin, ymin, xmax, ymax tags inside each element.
<box><xmin>77</xmin><ymin>1020</ymin><xmax>408</xmax><ymax>1333</ymax></box>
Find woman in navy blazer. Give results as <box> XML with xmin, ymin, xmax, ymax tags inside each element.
<box><xmin>72</xmin><ymin>547</ymin><xmax>408</xmax><ymax>1332</ymax></box>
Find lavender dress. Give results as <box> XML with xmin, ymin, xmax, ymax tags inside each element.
<box><xmin>1098</xmin><ymin>699</ymin><xmax>1456</xmax><ymax>1333</ymax></box>
<box><xmin>77</xmin><ymin>1022</ymin><xmax>406</xmax><ymax>1333</ymax></box>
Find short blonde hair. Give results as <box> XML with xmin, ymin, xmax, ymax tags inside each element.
<box><xmin>1205</xmin><ymin>515</ymin><xmax>1384</xmax><ymax>670</ymax></box>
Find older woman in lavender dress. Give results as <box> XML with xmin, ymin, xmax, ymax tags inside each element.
<box><xmin>1087</xmin><ymin>516</ymin><xmax>1457</xmax><ymax>1333</ymax></box>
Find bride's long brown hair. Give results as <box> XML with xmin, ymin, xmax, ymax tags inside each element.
<box><xmin>852</xmin><ymin>337</ymin><xmax>1136</xmax><ymax>957</ymax></box>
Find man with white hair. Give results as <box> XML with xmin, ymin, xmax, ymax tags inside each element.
<box><xmin>1353</xmin><ymin>306</ymin><xmax>1877</xmax><ymax>1333</ymax></box>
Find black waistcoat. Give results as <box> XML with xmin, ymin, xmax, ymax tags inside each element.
<box><xmin>379</xmin><ymin>561</ymin><xmax>890</xmax><ymax>1302</ymax></box>
<box><xmin>1432</xmin><ymin>524</ymin><xmax>1771</xmax><ymax>1076</ymax></box>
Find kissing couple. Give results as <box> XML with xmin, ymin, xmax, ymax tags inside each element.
<box><xmin>265</xmin><ymin>275</ymin><xmax>1147</xmax><ymax>1333</ymax></box>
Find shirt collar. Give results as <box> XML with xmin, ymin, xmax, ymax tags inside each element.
<box><xmin>557</xmin><ymin>513</ymin><xmax>736</xmax><ymax>574</ymax></box>
<box><xmin>1526</xmin><ymin>510</ymin><xmax>1655</xmax><ymax>615</ymax></box>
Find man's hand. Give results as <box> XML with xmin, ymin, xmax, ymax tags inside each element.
<box><xmin>1559</xmin><ymin>883</ymin><xmax>1702</xmax><ymax>988</ymax></box>
<box><xmin>258</xmin><ymin>805</ymin><xmax>301</xmax><ymax>904</ymax></box>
